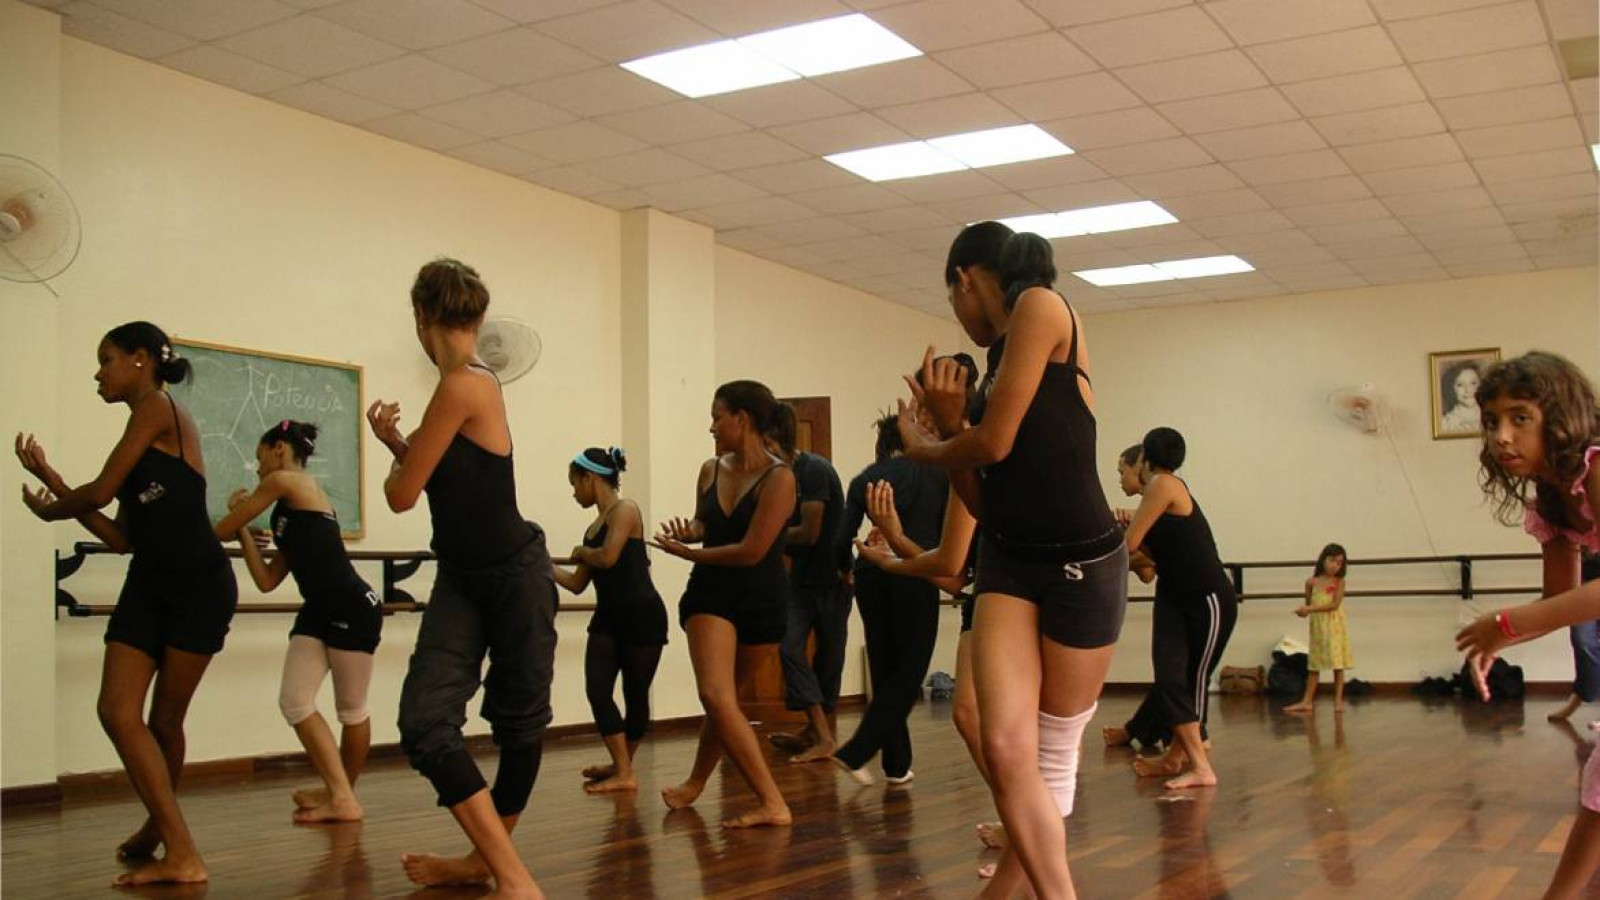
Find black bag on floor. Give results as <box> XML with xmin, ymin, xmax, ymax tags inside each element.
<box><xmin>1460</xmin><ymin>658</ymin><xmax>1525</xmax><ymax>700</ymax></box>
<box><xmin>1413</xmin><ymin>676</ymin><xmax>1456</xmax><ymax>696</ymax></box>
<box><xmin>1267</xmin><ymin>650</ymin><xmax>1308</xmax><ymax>698</ymax></box>
<box><xmin>1345</xmin><ymin>677</ymin><xmax>1372</xmax><ymax>697</ymax></box>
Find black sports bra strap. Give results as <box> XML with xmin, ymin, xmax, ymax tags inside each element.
<box><xmin>163</xmin><ymin>391</ymin><xmax>185</xmax><ymax>463</ymax></box>
<box><xmin>466</xmin><ymin>361</ymin><xmax>501</xmax><ymax>383</ymax></box>
<box><xmin>1063</xmin><ymin>296</ymin><xmax>1079</xmax><ymax>370</ymax></box>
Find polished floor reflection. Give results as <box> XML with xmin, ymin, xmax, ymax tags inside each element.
<box><xmin>4</xmin><ymin>693</ymin><xmax>1597</xmax><ymax>897</ymax></box>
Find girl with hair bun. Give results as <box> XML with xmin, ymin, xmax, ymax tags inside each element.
<box><xmin>553</xmin><ymin>445</ymin><xmax>669</xmax><ymax>795</ymax></box>
<box><xmin>213</xmin><ymin>419</ymin><xmax>382</xmax><ymax>825</ymax></box>
<box><xmin>15</xmin><ymin>320</ymin><xmax>236</xmax><ymax>886</ymax></box>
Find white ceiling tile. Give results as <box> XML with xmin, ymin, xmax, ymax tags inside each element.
<box><xmin>788</xmin><ymin>183</ymin><xmax>909</xmax><ymax>214</ymax></box>
<box><xmin>701</xmin><ymin>80</ymin><xmax>859</xmax><ymax>128</ymax></box>
<box><xmin>1322</xmin><ymin>236</ymin><xmax>1428</xmax><ymax>259</ymax></box>
<box><xmin>1473</xmin><ymin>147</ymin><xmax>1595</xmax><ymax>183</ymax></box>
<box><xmin>755</xmin><ymin>217</ymin><xmax>869</xmax><ymax>245</ymax></box>
<box><xmin>1400</xmin><ymin>206</ymin><xmax>1506</xmax><ymax>233</ymax></box>
<box><xmin>657</xmin><ymin>0</ymin><xmax>849</xmax><ymax>34</ymax></box>
<box><xmin>840</xmin><ymin>206</ymin><xmax>955</xmax><ymax>233</ymax></box>
<box><xmin>770</xmin><ymin>112</ymin><xmax>911</xmax><ymax>155</ymax></box>
<box><xmin>1021</xmin><ymin>179</ymin><xmax>1145</xmax><ymax>210</ymax></box>
<box><xmin>281</xmin><ymin>0</ymin><xmax>344</xmax><ymax>8</ymax></box>
<box><xmin>1113</xmin><ymin>50</ymin><xmax>1269</xmax><ymax>104</ymax></box>
<box><xmin>1022</xmin><ymin>0</ymin><xmax>1193</xmax><ymax>28</ymax></box>
<box><xmin>521</xmin><ymin>165</ymin><xmax>623</xmax><ymax>197</ymax></box>
<box><xmin>363</xmin><ymin>112</ymin><xmax>480</xmax><ymax>151</ymax></box>
<box><xmin>519</xmin><ymin>67</ymin><xmax>681</xmax><ymax>117</ymax></box>
<box><xmin>1344</xmin><ymin>251</ymin><xmax>1440</xmax><ymax>272</ymax></box>
<box><xmin>1496</xmin><ymin>196</ymin><xmax>1598</xmax><ymax>224</ymax></box>
<box><xmin>871</xmin><ymin>0</ymin><xmax>1050</xmax><ymax>52</ymax></box>
<box><xmin>424</xmin><ymin>27</ymin><xmax>602</xmax><ymax>85</ymax></box>
<box><xmin>1443</xmin><ymin>256</ymin><xmax>1534</xmax><ymax>276</ymax></box>
<box><xmin>1065</xmin><ymin>6</ymin><xmax>1233</xmax><ymax>68</ymax></box>
<box><xmin>422</xmin><ymin>90</ymin><xmax>575</xmax><ymax>137</ymax></box>
<box><xmin>1245</xmin><ymin>26</ymin><xmax>1404</xmax><ymax>83</ymax></box>
<box><xmin>1302</xmin><ymin>218</ymin><xmax>1409</xmax><ymax>242</ymax></box>
<box><xmin>877</xmin><ymin>93</ymin><xmax>1022</xmax><ymax>139</ymax></box>
<box><xmin>446</xmin><ymin>139</ymin><xmax>553</xmax><ymax>176</ymax></box>
<box><xmin>637</xmin><ymin>174</ymin><xmax>769</xmax><ymax>211</ymax></box>
<box><xmin>535</xmin><ymin>0</ymin><xmax>717</xmax><ymax>61</ymax></box>
<box><xmin>811</xmin><ymin>58</ymin><xmax>973</xmax><ymax>109</ymax></box>
<box><xmin>991</xmin><ymin>72</ymin><xmax>1144</xmax><ymax>120</ymax></box>
<box><xmin>1081</xmin><ymin>137</ymin><xmax>1213</xmax><ymax>176</ymax></box>
<box><xmin>325</xmin><ymin>54</ymin><xmax>495</xmax><ymax>109</ymax></box>
<box><xmin>90</xmin><ymin>0</ymin><xmax>296</xmax><ymax>41</ymax></box>
<box><xmin>59</xmin><ymin>2</ymin><xmax>195</xmax><ymax>58</ymax></box>
<box><xmin>1338</xmin><ymin>133</ymin><xmax>1464</xmax><ymax>171</ymax></box>
<box><xmin>1156</xmin><ymin>88</ymin><xmax>1301</xmax><ymax>133</ymax></box>
<box><xmin>470</xmin><ymin>0</ymin><xmax>623</xmax><ymax>23</ymax></box>
<box><xmin>1158</xmin><ymin>188</ymin><xmax>1272</xmax><ymax>218</ymax></box>
<box><xmin>1283</xmin><ymin>198</ymin><xmax>1393</xmax><ymax>226</ymax></box>
<box><xmin>671</xmin><ymin>131</ymin><xmax>809</xmax><ymax>171</ymax></box>
<box><xmin>1544</xmin><ymin>0</ymin><xmax>1599</xmax><ymax>39</ymax></box>
<box><xmin>1041</xmin><ymin>108</ymin><xmax>1180</xmax><ymax>151</ymax></box>
<box><xmin>597</xmin><ymin>101</ymin><xmax>748</xmax><ymax>144</ymax></box>
<box><xmin>1385</xmin><ymin>2</ymin><xmax>1547</xmax><ymax>63</ymax></box>
<box><xmin>1455</xmin><ymin>118</ymin><xmax>1586</xmax><ymax>158</ymax></box>
<box><xmin>1569</xmin><ymin>79</ymin><xmax>1598</xmax><ymax>115</ymax></box>
<box><xmin>1432</xmin><ymin>242</ymin><xmax>1529</xmax><ymax>264</ymax></box>
<box><xmin>1192</xmin><ymin>121</ymin><xmax>1328</xmax><ymax>161</ymax></box>
<box><xmin>1272</xmin><ymin>274</ymin><xmax>1368</xmax><ymax>291</ymax></box>
<box><xmin>754</xmin><ymin>245</ymin><xmax>831</xmax><ymax>269</ymax></box>
<box><xmin>1379</xmin><ymin>185</ymin><xmax>1494</xmax><ymax>214</ymax></box>
<box><xmin>1361</xmin><ymin>161</ymin><xmax>1481</xmax><ymax>194</ymax></box>
<box><xmin>1228</xmin><ymin>149</ymin><xmax>1353</xmax><ymax>185</ymax></box>
<box><xmin>1125</xmin><ymin>239</ymin><xmax>1226</xmax><ymax>258</ymax></box>
<box><xmin>1363</xmin><ymin>267</ymin><xmax>1450</xmax><ymax>284</ymax></box>
<box><xmin>718</xmin><ymin>228</ymin><xmax>787</xmax><ymax>252</ymax></box>
<box><xmin>928</xmin><ymin>192</ymin><xmax>1042</xmax><ymax>221</ymax></box>
<box><xmin>316</xmin><ymin>0</ymin><xmax>514</xmax><ymax>50</ymax></box>
<box><xmin>1202</xmin><ymin>284</ymin><xmax>1287</xmax><ymax>301</ymax></box>
<box><xmin>733</xmin><ymin>158</ymin><xmax>862</xmax><ymax>193</ymax></box>
<box><xmin>267</xmin><ymin>80</ymin><xmax>397</xmax><ymax>123</ymax></box>
<box><xmin>1411</xmin><ymin>46</ymin><xmax>1562</xmax><ymax>98</ymax></box>
<box><xmin>933</xmin><ymin>31</ymin><xmax>1100</xmax><ymax>89</ymax></box>
<box><xmin>1278</xmin><ymin>67</ymin><xmax>1428</xmax><ymax>117</ymax></box>
<box><xmin>158</xmin><ymin>44</ymin><xmax>303</xmax><ymax>94</ymax></box>
<box><xmin>579</xmin><ymin>148</ymin><xmax>711</xmax><ymax>186</ymax></box>
<box><xmin>982</xmin><ymin>155</ymin><xmax>1109</xmax><ymax>190</ymax></box>
<box><xmin>1237</xmin><ymin>245</ymin><xmax>1337</xmax><ymax>265</ymax></box>
<box><xmin>1417</xmin><ymin>224</ymin><xmax>1519</xmax><ymax>249</ymax></box>
<box><xmin>1310</xmin><ymin>102</ymin><xmax>1446</xmax><ymax>146</ymax></box>
<box><xmin>1486</xmin><ymin>172</ymin><xmax>1600</xmax><ymax>204</ymax></box>
<box><xmin>1434</xmin><ymin>84</ymin><xmax>1577</xmax><ymax>132</ymax></box>
<box><xmin>1368</xmin><ymin>0</ymin><xmax>1504</xmax><ymax>20</ymax></box>
<box><xmin>219</xmin><ymin>14</ymin><xmax>402</xmax><ymax>78</ymax></box>
<box><xmin>1186</xmin><ymin>210</ymin><xmax>1295</xmax><ymax>236</ymax></box>
<box><xmin>693</xmin><ymin>196</ymin><xmax>820</xmax><ymax>228</ymax></box>
<box><xmin>1087</xmin><ymin>222</ymin><xmax>1203</xmax><ymax>248</ymax></box>
<box><xmin>1582</xmin><ymin>113</ymin><xmax>1598</xmax><ymax>143</ymax></box>
<box><xmin>1220</xmin><ymin>228</ymin><xmax>1319</xmax><ymax>250</ymax></box>
<box><xmin>800</xmin><ymin>234</ymin><xmax>918</xmax><ymax>262</ymax></box>
<box><xmin>1204</xmin><ymin>0</ymin><xmax>1376</xmax><ymax>46</ymax></box>
<box><xmin>886</xmin><ymin>170</ymin><xmax>1008</xmax><ymax>203</ymax></box>
<box><xmin>1121</xmin><ymin>163</ymin><xmax>1246</xmax><ymax>196</ymax></box>
<box><xmin>501</xmin><ymin>121</ymin><xmax>649</xmax><ymax>163</ymax></box>
<box><xmin>1254</xmin><ymin>175</ymin><xmax>1373</xmax><ymax>206</ymax></box>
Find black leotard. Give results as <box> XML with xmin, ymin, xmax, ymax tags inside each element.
<box><xmin>118</xmin><ymin>393</ymin><xmax>227</xmax><ymax>574</ymax></box>
<box><xmin>423</xmin><ymin>365</ymin><xmax>533</xmax><ymax>570</ymax></box>
<box><xmin>1140</xmin><ymin>481</ymin><xmax>1233</xmax><ymax>598</ymax></box>
<box><xmin>584</xmin><ymin>520</ymin><xmax>668</xmax><ymax>646</ymax></box>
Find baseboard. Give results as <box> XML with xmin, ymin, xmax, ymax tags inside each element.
<box><xmin>0</xmin><ymin>781</ymin><xmax>63</xmax><ymax>810</ymax></box>
<box><xmin>1104</xmin><ymin>680</ymin><xmax>1575</xmax><ymax>698</ymax></box>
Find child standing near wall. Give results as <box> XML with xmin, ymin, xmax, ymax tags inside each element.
<box><xmin>1285</xmin><ymin>544</ymin><xmax>1353</xmax><ymax>714</ymax></box>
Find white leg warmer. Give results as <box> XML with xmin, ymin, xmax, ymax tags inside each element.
<box><xmin>279</xmin><ymin>636</ymin><xmax>330</xmax><ymax>727</ymax></box>
<box><xmin>1039</xmin><ymin>703</ymin><xmax>1095</xmax><ymax>818</ymax></box>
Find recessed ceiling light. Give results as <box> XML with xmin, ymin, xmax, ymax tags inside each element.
<box><xmin>824</xmin><ymin>141</ymin><xmax>966</xmax><ymax>182</ymax></box>
<box><xmin>994</xmin><ymin>201</ymin><xmax>1178</xmax><ymax>238</ymax></box>
<box><xmin>737</xmin><ymin>14</ymin><xmax>920</xmax><ymax>78</ymax></box>
<box><xmin>620</xmin><ymin>40</ymin><xmax>797</xmax><ymax>98</ymax></box>
<box><xmin>1073</xmin><ymin>254</ymin><xmax>1254</xmax><ymax>286</ymax></box>
<box><xmin>928</xmin><ymin>124</ymin><xmax>1072</xmax><ymax>169</ymax></box>
<box><xmin>1072</xmin><ymin>264</ymin><xmax>1172</xmax><ymax>286</ymax></box>
<box><xmin>1592</xmin><ymin>143</ymin><xmax>1599</xmax><ymax>170</ymax></box>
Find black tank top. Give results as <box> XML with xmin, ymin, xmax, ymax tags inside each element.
<box><xmin>979</xmin><ymin>295</ymin><xmax>1120</xmax><ymax>563</ymax></box>
<box><xmin>685</xmin><ymin>461</ymin><xmax>788</xmax><ymax>598</ymax></box>
<box><xmin>118</xmin><ymin>393</ymin><xmax>227</xmax><ymax>575</ymax></box>
<box><xmin>1141</xmin><ymin>480</ymin><xmax>1232</xmax><ymax>597</ymax></box>
<box><xmin>584</xmin><ymin>520</ymin><xmax>661</xmax><ymax>612</ymax></box>
<box><xmin>423</xmin><ymin>365</ymin><xmax>532</xmax><ymax>570</ymax></box>
<box><xmin>271</xmin><ymin>502</ymin><xmax>372</xmax><ymax>603</ymax></box>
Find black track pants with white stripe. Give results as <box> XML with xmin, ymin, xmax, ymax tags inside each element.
<box><xmin>1150</xmin><ymin>587</ymin><xmax>1238</xmax><ymax>728</ymax></box>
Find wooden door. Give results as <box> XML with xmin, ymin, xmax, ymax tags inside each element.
<box><xmin>740</xmin><ymin>397</ymin><xmax>833</xmax><ymax>721</ymax></box>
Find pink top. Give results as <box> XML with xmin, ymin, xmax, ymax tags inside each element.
<box><xmin>1523</xmin><ymin>444</ymin><xmax>1600</xmax><ymax>552</ymax></box>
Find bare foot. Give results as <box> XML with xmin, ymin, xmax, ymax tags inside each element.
<box><xmin>1282</xmin><ymin>702</ymin><xmax>1313</xmax><ymax>714</ymax></box>
<box><xmin>768</xmin><ymin>730</ymin><xmax>813</xmax><ymax>753</ymax></box>
<box><xmin>831</xmin><ymin>757</ymin><xmax>874</xmax><ymax>785</ymax></box>
<box><xmin>976</xmin><ymin>821</ymin><xmax>1006</xmax><ymax>849</ymax></box>
<box><xmin>722</xmin><ymin>804</ymin><xmax>793</xmax><ymax>828</ymax></box>
<box><xmin>116</xmin><ymin>819</ymin><xmax>161</xmax><ymax>860</ymax></box>
<box><xmin>1165</xmin><ymin>770</ymin><xmax>1218</xmax><ymax>790</ymax></box>
<box><xmin>1132</xmin><ymin>755</ymin><xmax>1185</xmax><ymax>778</ymax></box>
<box><xmin>400</xmin><ymin>851</ymin><xmax>490</xmax><ymax>887</ymax></box>
<box><xmin>978</xmin><ymin>862</ymin><xmax>997</xmax><ymax>879</ymax></box>
<box><xmin>584</xmin><ymin>773</ymin><xmax>638</xmax><ymax>794</ymax></box>
<box><xmin>1102</xmin><ymin>725</ymin><xmax>1131</xmax><ymax>747</ymax></box>
<box><xmin>293</xmin><ymin>796</ymin><xmax>364</xmax><ymax>823</ymax></box>
<box><xmin>1334</xmin><ymin>702</ymin><xmax>1346</xmax><ymax>713</ymax></box>
<box><xmin>582</xmin><ymin>762</ymin><xmax>617</xmax><ymax>781</ymax></box>
<box><xmin>661</xmin><ymin>781</ymin><xmax>704</xmax><ymax>810</ymax></box>
<box><xmin>1548</xmin><ymin>696</ymin><xmax>1581</xmax><ymax>722</ymax></box>
<box><xmin>292</xmin><ymin>786</ymin><xmax>330</xmax><ymax>810</ymax></box>
<box><xmin>486</xmin><ymin>885</ymin><xmax>543</xmax><ymax>900</ymax></box>
<box><xmin>789</xmin><ymin>742</ymin><xmax>836</xmax><ymax>764</ymax></box>
<box><xmin>113</xmin><ymin>857</ymin><xmax>208</xmax><ymax>886</ymax></box>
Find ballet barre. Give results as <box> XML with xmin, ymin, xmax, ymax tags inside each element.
<box><xmin>1219</xmin><ymin>552</ymin><xmax>1541</xmax><ymax>602</ymax></box>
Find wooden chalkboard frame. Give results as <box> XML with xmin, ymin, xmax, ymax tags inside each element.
<box><xmin>172</xmin><ymin>337</ymin><xmax>366</xmax><ymax>540</ymax></box>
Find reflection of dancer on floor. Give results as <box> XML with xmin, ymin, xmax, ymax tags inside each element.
<box><xmin>1548</xmin><ymin>551</ymin><xmax>1600</xmax><ymax>725</ymax></box>
<box><xmin>1285</xmin><ymin>544</ymin><xmax>1353</xmax><ymax>714</ymax></box>
<box><xmin>15</xmin><ymin>321</ymin><xmax>238</xmax><ymax>887</ymax></box>
<box><xmin>215</xmin><ymin>420</ymin><xmax>381</xmax><ymax>824</ymax></box>
<box><xmin>1301</xmin><ymin>713</ymin><xmax>1356</xmax><ymax>887</ymax></box>
<box><xmin>652</xmin><ymin>380</ymin><xmax>794</xmax><ymax>828</ymax></box>
<box><xmin>1456</xmin><ymin>351</ymin><xmax>1600</xmax><ymax>900</ymax></box>
<box><xmin>552</xmin><ymin>447</ymin><xmax>669</xmax><ymax>795</ymax></box>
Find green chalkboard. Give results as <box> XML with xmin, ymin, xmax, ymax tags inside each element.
<box><xmin>169</xmin><ymin>338</ymin><xmax>365</xmax><ymax>538</ymax></box>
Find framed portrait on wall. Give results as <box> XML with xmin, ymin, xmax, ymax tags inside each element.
<box><xmin>1429</xmin><ymin>348</ymin><xmax>1501</xmax><ymax>440</ymax></box>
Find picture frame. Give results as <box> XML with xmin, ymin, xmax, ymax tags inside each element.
<box><xmin>1429</xmin><ymin>347</ymin><xmax>1501</xmax><ymax>441</ymax></box>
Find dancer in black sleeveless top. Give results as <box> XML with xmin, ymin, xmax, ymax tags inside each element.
<box><xmin>897</xmin><ymin>224</ymin><xmax>1128</xmax><ymax>897</ymax></box>
<box><xmin>552</xmin><ymin>446</ymin><xmax>668</xmax><ymax>795</ymax></box>
<box><xmin>214</xmin><ymin>420</ymin><xmax>380</xmax><ymax>825</ymax></box>
<box><xmin>15</xmin><ymin>321</ymin><xmax>236</xmax><ymax>886</ymax></box>
<box><xmin>368</xmin><ymin>259</ymin><xmax>554</xmax><ymax>899</ymax></box>
<box><xmin>1122</xmin><ymin>427</ymin><xmax>1238</xmax><ymax>791</ymax></box>
<box><xmin>652</xmin><ymin>380</ymin><xmax>794</xmax><ymax>828</ymax></box>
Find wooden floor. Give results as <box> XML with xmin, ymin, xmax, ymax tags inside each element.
<box><xmin>5</xmin><ymin>693</ymin><xmax>1599</xmax><ymax>898</ymax></box>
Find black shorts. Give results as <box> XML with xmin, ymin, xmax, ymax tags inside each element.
<box><xmin>292</xmin><ymin>581</ymin><xmax>383</xmax><ymax>654</ymax></box>
<box><xmin>679</xmin><ymin>592</ymin><xmax>786</xmax><ymax>645</ymax></box>
<box><xmin>106</xmin><ymin>560</ymin><xmax>239</xmax><ymax>659</ymax></box>
<box><xmin>590</xmin><ymin>592</ymin><xmax>670</xmax><ymax>647</ymax></box>
<box><xmin>973</xmin><ymin>541</ymin><xmax>1127</xmax><ymax>649</ymax></box>
<box><xmin>959</xmin><ymin>593</ymin><xmax>976</xmax><ymax>633</ymax></box>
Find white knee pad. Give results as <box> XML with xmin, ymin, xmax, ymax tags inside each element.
<box><xmin>279</xmin><ymin>695</ymin><xmax>317</xmax><ymax>727</ymax></box>
<box><xmin>1038</xmin><ymin>703</ymin><xmax>1095</xmax><ymax>818</ymax></box>
<box><xmin>335</xmin><ymin>704</ymin><xmax>370</xmax><ymax>727</ymax></box>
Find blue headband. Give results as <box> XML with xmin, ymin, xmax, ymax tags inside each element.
<box><xmin>573</xmin><ymin>452</ymin><xmax>615</xmax><ymax>477</ymax></box>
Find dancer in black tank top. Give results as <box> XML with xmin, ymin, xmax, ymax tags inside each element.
<box><xmin>552</xmin><ymin>446</ymin><xmax>667</xmax><ymax>795</ymax></box>
<box><xmin>213</xmin><ymin>420</ymin><xmax>380</xmax><ymax>826</ymax></box>
<box><xmin>651</xmin><ymin>380</ymin><xmax>794</xmax><ymax>828</ymax></box>
<box><xmin>1121</xmin><ymin>427</ymin><xmax>1238</xmax><ymax>792</ymax></box>
<box><xmin>367</xmin><ymin>259</ymin><xmax>553</xmax><ymax>898</ymax></box>
<box><xmin>15</xmin><ymin>321</ymin><xmax>236</xmax><ymax>886</ymax></box>
<box><xmin>894</xmin><ymin>224</ymin><xmax>1128</xmax><ymax>897</ymax></box>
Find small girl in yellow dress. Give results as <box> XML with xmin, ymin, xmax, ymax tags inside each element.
<box><xmin>1286</xmin><ymin>543</ymin><xmax>1353</xmax><ymax>713</ymax></box>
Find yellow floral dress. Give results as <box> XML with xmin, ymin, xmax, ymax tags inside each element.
<box><xmin>1308</xmin><ymin>579</ymin><xmax>1353</xmax><ymax>671</ymax></box>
